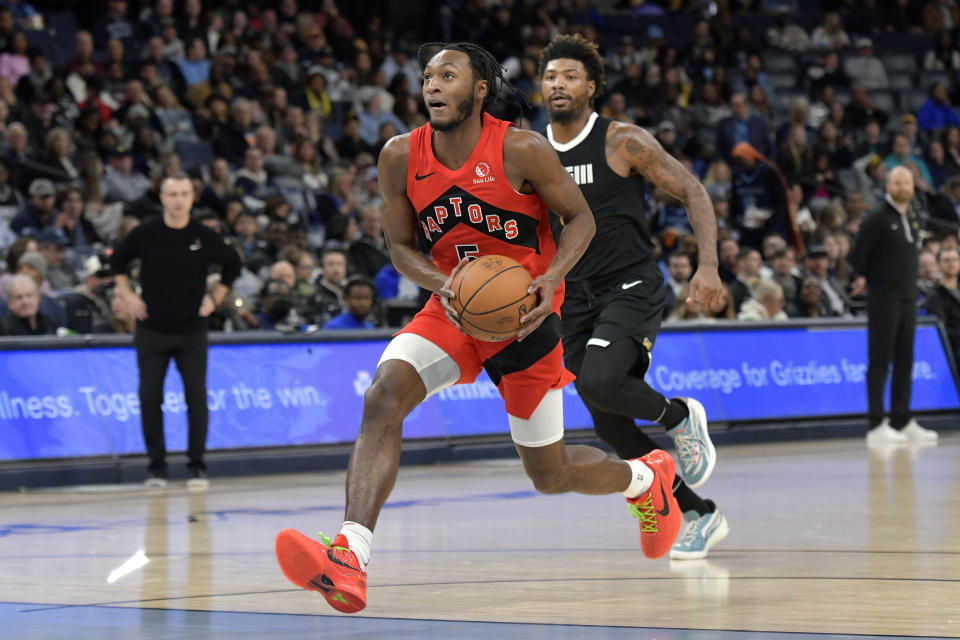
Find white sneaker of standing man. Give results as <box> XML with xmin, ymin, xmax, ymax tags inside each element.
<box><xmin>866</xmin><ymin>419</ymin><xmax>908</xmax><ymax>447</ymax></box>
<box><xmin>900</xmin><ymin>418</ymin><xmax>938</xmax><ymax>444</ymax></box>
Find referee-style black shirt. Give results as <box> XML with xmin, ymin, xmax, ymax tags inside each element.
<box><xmin>112</xmin><ymin>216</ymin><xmax>242</xmax><ymax>334</ymax></box>
<box><xmin>849</xmin><ymin>199</ymin><xmax>921</xmax><ymax>299</ymax></box>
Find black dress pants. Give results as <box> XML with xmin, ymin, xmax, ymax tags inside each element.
<box><xmin>866</xmin><ymin>294</ymin><xmax>916</xmax><ymax>429</ymax></box>
<box><xmin>134</xmin><ymin>325</ymin><xmax>209</xmax><ymax>473</ymax></box>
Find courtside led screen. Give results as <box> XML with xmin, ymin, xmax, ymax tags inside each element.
<box><xmin>0</xmin><ymin>322</ymin><xmax>956</xmax><ymax>460</ymax></box>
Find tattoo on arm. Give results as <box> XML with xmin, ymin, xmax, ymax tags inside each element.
<box><xmin>609</xmin><ymin>124</ymin><xmax>719</xmax><ymax>265</ymax></box>
<box><xmin>608</xmin><ymin>125</ymin><xmax>695</xmax><ymax>199</ymax></box>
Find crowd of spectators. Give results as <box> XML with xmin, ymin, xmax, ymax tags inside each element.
<box><xmin>0</xmin><ymin>0</ymin><xmax>959</xmax><ymax>342</ymax></box>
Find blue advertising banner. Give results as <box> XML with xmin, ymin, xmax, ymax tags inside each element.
<box><xmin>640</xmin><ymin>325</ymin><xmax>959</xmax><ymax>421</ymax></box>
<box><xmin>0</xmin><ymin>323</ymin><xmax>956</xmax><ymax>461</ymax></box>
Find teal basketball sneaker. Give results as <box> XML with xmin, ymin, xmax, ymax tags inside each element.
<box><xmin>666</xmin><ymin>397</ymin><xmax>715</xmax><ymax>488</ymax></box>
<box><xmin>670</xmin><ymin>502</ymin><xmax>729</xmax><ymax>560</ymax></box>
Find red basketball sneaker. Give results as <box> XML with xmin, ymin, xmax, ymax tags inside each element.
<box><xmin>275</xmin><ymin>529</ymin><xmax>367</xmax><ymax>613</ymax></box>
<box><xmin>626</xmin><ymin>449</ymin><xmax>682</xmax><ymax>559</ymax></box>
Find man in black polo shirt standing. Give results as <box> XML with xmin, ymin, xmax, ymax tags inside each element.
<box><xmin>850</xmin><ymin>165</ymin><xmax>939</xmax><ymax>447</ymax></box>
<box><xmin>112</xmin><ymin>172</ymin><xmax>242</xmax><ymax>489</ymax></box>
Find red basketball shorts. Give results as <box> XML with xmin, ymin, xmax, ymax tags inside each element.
<box><xmin>391</xmin><ymin>295</ymin><xmax>574</xmax><ymax>420</ymax></box>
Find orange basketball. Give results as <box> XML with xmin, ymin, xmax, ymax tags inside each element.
<box><xmin>449</xmin><ymin>254</ymin><xmax>537</xmax><ymax>342</ymax></box>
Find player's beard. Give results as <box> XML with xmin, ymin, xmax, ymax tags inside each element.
<box><xmin>547</xmin><ymin>94</ymin><xmax>587</xmax><ymax>124</ymax></box>
<box><xmin>430</xmin><ymin>95</ymin><xmax>476</xmax><ymax>132</ymax></box>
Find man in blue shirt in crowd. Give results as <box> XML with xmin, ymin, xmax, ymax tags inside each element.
<box><xmin>716</xmin><ymin>92</ymin><xmax>772</xmax><ymax>162</ymax></box>
<box><xmin>323</xmin><ymin>277</ymin><xmax>376</xmax><ymax>330</ymax></box>
<box><xmin>916</xmin><ymin>83</ymin><xmax>960</xmax><ymax>133</ymax></box>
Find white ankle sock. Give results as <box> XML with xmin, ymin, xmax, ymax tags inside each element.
<box><xmin>340</xmin><ymin>521</ymin><xmax>373</xmax><ymax>569</ymax></box>
<box><xmin>622</xmin><ymin>459</ymin><xmax>655</xmax><ymax>499</ymax></box>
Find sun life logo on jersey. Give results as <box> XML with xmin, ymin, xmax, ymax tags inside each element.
<box><xmin>473</xmin><ymin>161</ymin><xmax>495</xmax><ymax>184</ymax></box>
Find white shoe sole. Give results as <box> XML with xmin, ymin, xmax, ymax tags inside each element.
<box><xmin>866</xmin><ymin>434</ymin><xmax>908</xmax><ymax>447</ymax></box>
<box><xmin>186</xmin><ymin>479</ymin><xmax>209</xmax><ymax>491</ymax></box>
<box><xmin>682</xmin><ymin>397</ymin><xmax>715</xmax><ymax>489</ymax></box>
<box><xmin>866</xmin><ymin>439</ymin><xmax>907</xmax><ymax>447</ymax></box>
<box><xmin>670</xmin><ymin>514</ymin><xmax>730</xmax><ymax>560</ymax></box>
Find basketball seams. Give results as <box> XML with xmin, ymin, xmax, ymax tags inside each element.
<box><xmin>458</xmin><ymin>312</ymin><xmax>521</xmax><ymax>336</ymax></box>
<box><xmin>461</xmin><ymin>291</ymin><xmax>536</xmax><ymax>316</ymax></box>
<box><xmin>453</xmin><ymin>257</ymin><xmax>485</xmax><ymax>316</ymax></box>
<box><xmin>460</xmin><ymin>265</ymin><xmax>525</xmax><ymax>315</ymax></box>
<box><xmin>451</xmin><ymin>254</ymin><xmax>534</xmax><ymax>340</ymax></box>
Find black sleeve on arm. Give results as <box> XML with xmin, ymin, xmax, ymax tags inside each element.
<box><xmin>768</xmin><ymin>168</ymin><xmax>788</xmax><ymax>221</ymax></box>
<box><xmin>110</xmin><ymin>226</ymin><xmax>141</xmax><ymax>275</ymax></box>
<box><xmin>925</xmin><ymin>290</ymin><xmax>943</xmax><ymax>318</ymax></box>
<box><xmin>849</xmin><ymin>211</ymin><xmax>880</xmax><ymax>276</ymax></box>
<box><xmin>209</xmin><ymin>232</ymin><xmax>242</xmax><ymax>288</ymax></box>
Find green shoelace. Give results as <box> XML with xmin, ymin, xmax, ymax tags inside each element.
<box><xmin>318</xmin><ymin>532</ymin><xmax>349</xmax><ymax>551</ymax></box>
<box><xmin>628</xmin><ymin>495</ymin><xmax>659</xmax><ymax>533</ymax></box>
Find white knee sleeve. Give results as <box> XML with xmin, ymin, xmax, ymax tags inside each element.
<box><xmin>508</xmin><ymin>388</ymin><xmax>564</xmax><ymax>448</ymax></box>
<box><xmin>378</xmin><ymin>333</ymin><xmax>461</xmax><ymax>398</ymax></box>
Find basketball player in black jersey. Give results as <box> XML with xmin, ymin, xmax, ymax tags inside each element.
<box><xmin>539</xmin><ymin>35</ymin><xmax>729</xmax><ymax>559</ymax></box>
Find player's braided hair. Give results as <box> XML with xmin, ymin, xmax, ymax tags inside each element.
<box><xmin>538</xmin><ymin>34</ymin><xmax>606</xmax><ymax>107</ymax></box>
<box><xmin>417</xmin><ymin>42</ymin><xmax>525</xmax><ymax>113</ymax></box>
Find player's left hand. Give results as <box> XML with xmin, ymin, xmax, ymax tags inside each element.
<box><xmin>198</xmin><ymin>293</ymin><xmax>217</xmax><ymax>318</ymax></box>
<box><xmin>439</xmin><ymin>257</ymin><xmax>470</xmax><ymax>332</ymax></box>
<box><xmin>518</xmin><ymin>274</ymin><xmax>558</xmax><ymax>341</ymax></box>
<box><xmin>687</xmin><ymin>267</ymin><xmax>725</xmax><ymax>309</ymax></box>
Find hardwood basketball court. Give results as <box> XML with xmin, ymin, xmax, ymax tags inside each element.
<box><xmin>1</xmin><ymin>435</ymin><xmax>957</xmax><ymax>639</ymax></box>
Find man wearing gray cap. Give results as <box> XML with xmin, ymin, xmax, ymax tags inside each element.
<box><xmin>36</xmin><ymin>228</ymin><xmax>77</xmax><ymax>289</ymax></box>
<box><xmin>10</xmin><ymin>179</ymin><xmax>56</xmax><ymax>234</ymax></box>
<box><xmin>843</xmin><ymin>38</ymin><xmax>888</xmax><ymax>91</ymax></box>
<box><xmin>103</xmin><ymin>149</ymin><xmax>151</xmax><ymax>203</ymax></box>
<box><xmin>64</xmin><ymin>254</ymin><xmax>112</xmax><ymax>334</ymax></box>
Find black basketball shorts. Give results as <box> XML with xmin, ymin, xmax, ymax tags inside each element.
<box><xmin>561</xmin><ymin>261</ymin><xmax>666</xmax><ymax>378</ymax></box>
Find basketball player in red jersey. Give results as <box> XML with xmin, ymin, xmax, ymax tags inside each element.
<box><xmin>275</xmin><ymin>43</ymin><xmax>682</xmax><ymax>613</ymax></box>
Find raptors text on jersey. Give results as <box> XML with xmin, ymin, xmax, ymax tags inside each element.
<box><xmin>406</xmin><ymin>113</ymin><xmax>562</xmax><ymax>310</ymax></box>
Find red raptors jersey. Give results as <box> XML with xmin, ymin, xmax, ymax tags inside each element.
<box><xmin>407</xmin><ymin>113</ymin><xmax>564</xmax><ymax>311</ymax></box>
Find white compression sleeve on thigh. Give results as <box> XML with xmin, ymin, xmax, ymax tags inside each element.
<box><xmin>508</xmin><ymin>388</ymin><xmax>564</xmax><ymax>448</ymax></box>
<box><xmin>377</xmin><ymin>333</ymin><xmax>461</xmax><ymax>398</ymax></box>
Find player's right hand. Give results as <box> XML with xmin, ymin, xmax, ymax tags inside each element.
<box><xmin>850</xmin><ymin>276</ymin><xmax>866</xmax><ymax>297</ymax></box>
<box><xmin>687</xmin><ymin>267</ymin><xmax>725</xmax><ymax>310</ymax></box>
<box><xmin>517</xmin><ymin>273</ymin><xmax>558</xmax><ymax>341</ymax></box>
<box><xmin>124</xmin><ymin>293</ymin><xmax>148</xmax><ymax>320</ymax></box>
<box><xmin>439</xmin><ymin>257</ymin><xmax>470</xmax><ymax>332</ymax></box>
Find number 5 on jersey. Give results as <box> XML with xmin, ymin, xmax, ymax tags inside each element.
<box><xmin>455</xmin><ymin>244</ymin><xmax>480</xmax><ymax>262</ymax></box>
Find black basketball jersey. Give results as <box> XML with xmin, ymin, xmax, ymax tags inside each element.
<box><xmin>545</xmin><ymin>113</ymin><xmax>654</xmax><ymax>287</ymax></box>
